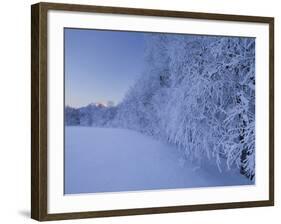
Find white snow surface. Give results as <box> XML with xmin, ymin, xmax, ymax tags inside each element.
<box><xmin>65</xmin><ymin>127</ymin><xmax>252</xmax><ymax>194</ymax></box>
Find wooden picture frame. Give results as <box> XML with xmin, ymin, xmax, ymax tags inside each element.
<box><xmin>31</xmin><ymin>2</ymin><xmax>274</xmax><ymax>221</ymax></box>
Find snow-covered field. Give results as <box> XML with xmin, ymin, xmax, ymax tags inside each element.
<box><xmin>65</xmin><ymin>127</ymin><xmax>252</xmax><ymax>194</ymax></box>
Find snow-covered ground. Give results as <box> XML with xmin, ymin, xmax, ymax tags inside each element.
<box><xmin>65</xmin><ymin>127</ymin><xmax>252</xmax><ymax>194</ymax></box>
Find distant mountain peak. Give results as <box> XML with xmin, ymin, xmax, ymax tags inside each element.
<box><xmin>88</xmin><ymin>101</ymin><xmax>115</xmax><ymax>108</ymax></box>
<box><xmin>95</xmin><ymin>102</ymin><xmax>107</xmax><ymax>108</ymax></box>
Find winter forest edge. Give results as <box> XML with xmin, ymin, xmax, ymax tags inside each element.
<box><xmin>65</xmin><ymin>34</ymin><xmax>255</xmax><ymax>182</ymax></box>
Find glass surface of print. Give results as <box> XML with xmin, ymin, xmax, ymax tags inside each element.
<box><xmin>64</xmin><ymin>28</ymin><xmax>255</xmax><ymax>194</ymax></box>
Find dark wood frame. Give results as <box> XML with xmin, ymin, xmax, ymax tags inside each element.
<box><xmin>31</xmin><ymin>2</ymin><xmax>274</xmax><ymax>221</ymax></box>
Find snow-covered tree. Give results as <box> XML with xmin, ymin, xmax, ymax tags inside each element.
<box><xmin>112</xmin><ymin>34</ymin><xmax>172</xmax><ymax>136</ymax></box>
<box><xmin>65</xmin><ymin>106</ymin><xmax>80</xmax><ymax>125</ymax></box>
<box><xmin>116</xmin><ymin>34</ymin><xmax>255</xmax><ymax>179</ymax></box>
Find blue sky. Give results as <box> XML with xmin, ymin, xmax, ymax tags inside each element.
<box><xmin>65</xmin><ymin>28</ymin><xmax>146</xmax><ymax>108</ymax></box>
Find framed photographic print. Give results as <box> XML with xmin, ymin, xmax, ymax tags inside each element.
<box><xmin>31</xmin><ymin>2</ymin><xmax>274</xmax><ymax>221</ymax></box>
